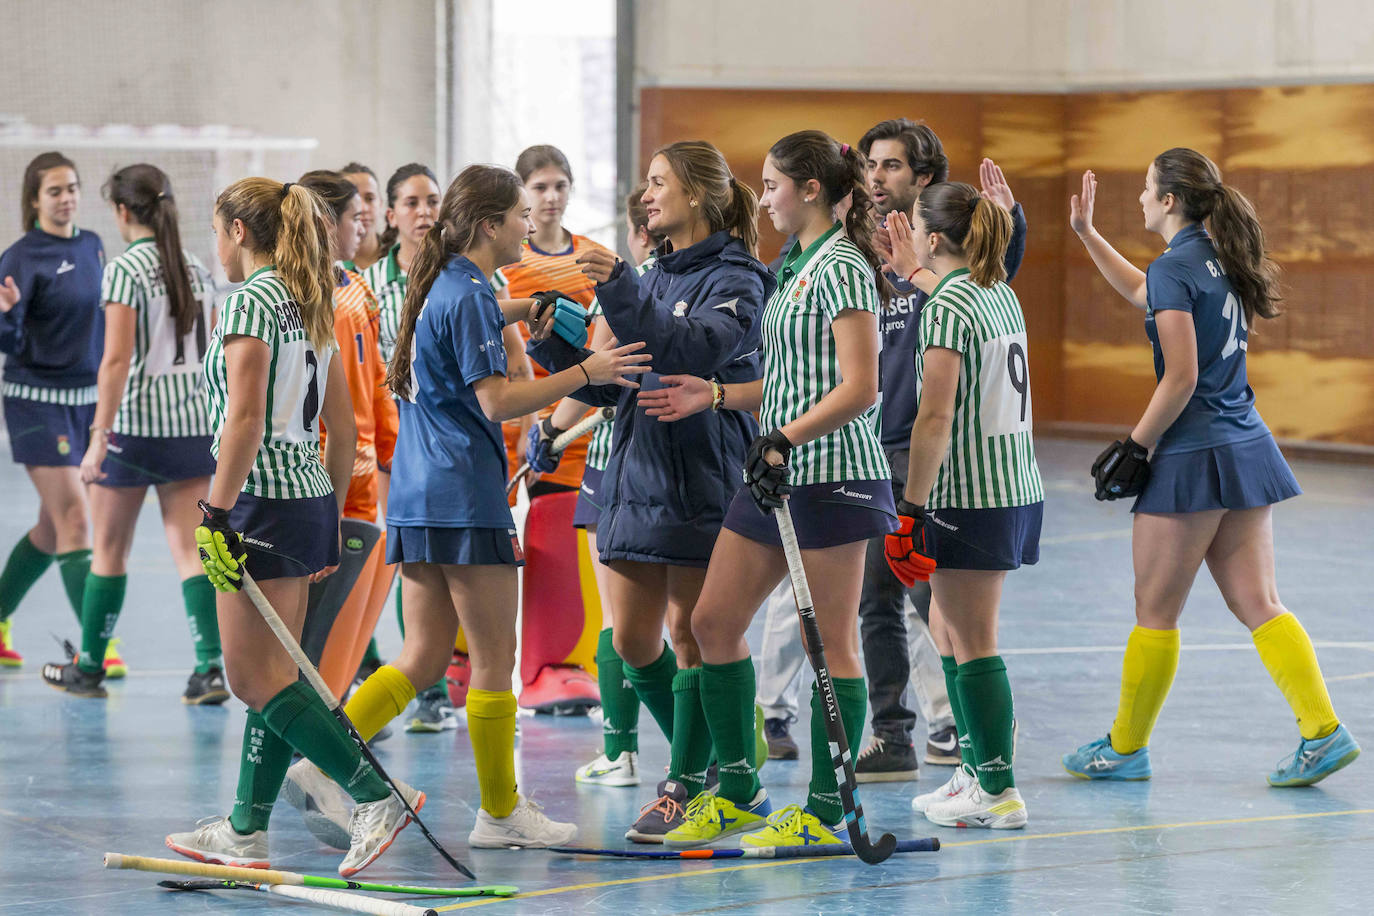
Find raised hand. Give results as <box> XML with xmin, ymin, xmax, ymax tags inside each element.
<box><xmin>579</xmin><ymin>338</ymin><xmax>651</xmax><ymax>387</ymax></box>
<box><xmin>1070</xmin><ymin>169</ymin><xmax>1097</xmax><ymax>238</ymax></box>
<box><xmin>884</xmin><ymin>211</ymin><xmax>922</xmax><ymax>281</ymax></box>
<box><xmin>0</xmin><ymin>276</ymin><xmax>19</xmax><ymax>313</ymax></box>
<box><xmin>638</xmin><ymin>374</ymin><xmax>712</xmax><ymax>422</ymax></box>
<box><xmin>979</xmin><ymin>158</ymin><xmax>1016</xmax><ymax>211</ymax></box>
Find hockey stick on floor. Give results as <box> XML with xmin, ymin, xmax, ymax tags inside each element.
<box><xmin>157</xmin><ymin>878</ymin><xmax>437</xmax><ymax>916</ymax></box>
<box><xmin>549</xmin><ymin>838</ymin><xmax>939</xmax><ymax>859</ymax></box>
<box><xmin>775</xmin><ymin>500</ymin><xmax>899</xmax><ymax>865</ymax></box>
<box><xmin>507</xmin><ymin>406</ymin><xmax>616</xmax><ymax>497</ymax></box>
<box><xmin>238</xmin><ymin>573</ymin><xmax>478</xmax><ymax>880</ymax></box>
<box><xmin>104</xmin><ymin>853</ymin><xmax>516</xmax><ymax>896</ymax></box>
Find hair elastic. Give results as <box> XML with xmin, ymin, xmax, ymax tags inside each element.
<box><xmin>281</xmin><ymin>181</ymin><xmax>294</xmax><ymax>198</ymax></box>
<box><xmin>840</xmin><ymin>143</ymin><xmax>850</xmax><ymax>155</ymax></box>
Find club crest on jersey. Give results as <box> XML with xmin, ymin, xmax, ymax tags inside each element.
<box><xmin>672</xmin><ymin>300</ymin><xmax>689</xmax><ymax>318</ymax></box>
<box><xmin>792</xmin><ymin>278</ymin><xmax>809</xmax><ymax>302</ymax></box>
<box><xmin>56</xmin><ymin>435</ymin><xmax>70</xmax><ymax>456</ymax></box>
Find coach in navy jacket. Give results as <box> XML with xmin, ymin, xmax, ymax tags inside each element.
<box><xmin>528</xmin><ymin>229</ymin><xmax>775</xmax><ymax>567</ymax></box>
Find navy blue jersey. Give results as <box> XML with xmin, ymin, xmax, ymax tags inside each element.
<box><xmin>0</xmin><ymin>227</ymin><xmax>105</xmax><ymax>390</ymax></box>
<box><xmin>387</xmin><ymin>255</ymin><xmax>513</xmax><ymax>530</ymax></box>
<box><xmin>1145</xmin><ymin>223</ymin><xmax>1266</xmax><ymax>455</ymax></box>
<box><xmin>880</xmin><ymin>203</ymin><xmax>1026</xmax><ymax>448</ymax></box>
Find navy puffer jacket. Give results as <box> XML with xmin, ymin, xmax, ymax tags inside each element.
<box><xmin>529</xmin><ymin>230</ymin><xmax>775</xmax><ymax>567</ymax></box>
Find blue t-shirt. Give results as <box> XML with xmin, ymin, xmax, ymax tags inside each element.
<box><xmin>0</xmin><ymin>227</ymin><xmax>105</xmax><ymax>388</ymax></box>
<box><xmin>1145</xmin><ymin>223</ymin><xmax>1267</xmax><ymax>455</ymax></box>
<box><xmin>386</xmin><ymin>256</ymin><xmax>513</xmax><ymax>530</ymax></box>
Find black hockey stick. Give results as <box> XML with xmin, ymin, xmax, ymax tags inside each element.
<box><xmin>775</xmin><ymin>501</ymin><xmax>898</xmax><ymax>864</ymax></box>
<box><xmin>240</xmin><ymin>573</ymin><xmax>477</xmax><ymax>880</ymax></box>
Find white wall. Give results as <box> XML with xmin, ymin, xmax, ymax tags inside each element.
<box><xmin>635</xmin><ymin>0</ymin><xmax>1374</xmax><ymax>91</ymax></box>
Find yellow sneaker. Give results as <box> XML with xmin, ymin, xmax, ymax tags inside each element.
<box><xmin>103</xmin><ymin>638</ymin><xmax>127</xmax><ymax>679</ymax></box>
<box><xmin>740</xmin><ymin>804</ymin><xmax>845</xmax><ymax>849</ymax></box>
<box><xmin>0</xmin><ymin>620</ymin><xmax>22</xmax><ymax>667</ymax></box>
<box><xmin>662</xmin><ymin>789</ymin><xmax>771</xmax><ymax>849</ymax></box>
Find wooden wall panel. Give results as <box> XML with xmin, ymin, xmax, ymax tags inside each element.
<box><xmin>639</xmin><ymin>83</ymin><xmax>1374</xmax><ymax>446</ymax></box>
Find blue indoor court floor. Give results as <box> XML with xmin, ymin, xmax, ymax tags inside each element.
<box><xmin>1</xmin><ymin>438</ymin><xmax>1371</xmax><ymax>915</ymax></box>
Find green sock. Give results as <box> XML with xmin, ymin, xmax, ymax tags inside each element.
<box><xmin>700</xmin><ymin>658</ymin><xmax>759</xmax><ymax>805</ymax></box>
<box><xmin>596</xmin><ymin>628</ymin><xmax>639</xmax><ymax>757</ymax></box>
<box><xmin>957</xmin><ymin>655</ymin><xmax>1016</xmax><ymax>794</ymax></box>
<box><xmin>622</xmin><ymin>642</ymin><xmax>677</xmax><ymax>741</ymax></box>
<box><xmin>181</xmin><ymin>575</ymin><xmax>222</xmax><ymax>672</ymax></box>
<box><xmin>229</xmin><ymin>710</ymin><xmax>294</xmax><ymax>834</ymax></box>
<box><xmin>261</xmin><ymin>681</ymin><xmax>389</xmax><ymax>803</ymax></box>
<box><xmin>667</xmin><ymin>667</ymin><xmax>716</xmax><ymax>794</ymax></box>
<box><xmin>0</xmin><ymin>534</ymin><xmax>54</xmax><ymax>620</ymax></box>
<box><xmin>55</xmin><ymin>549</ymin><xmax>92</xmax><ymax>624</ymax></box>
<box><xmin>807</xmin><ymin>678</ymin><xmax>867</xmax><ymax>825</ymax></box>
<box><xmin>942</xmin><ymin>655</ymin><xmax>972</xmax><ymax>761</ymax></box>
<box><xmin>78</xmin><ymin>573</ymin><xmax>126</xmax><ymax>672</ymax></box>
<box><xmin>362</xmin><ymin>637</ymin><xmax>382</xmax><ymax>667</ymax></box>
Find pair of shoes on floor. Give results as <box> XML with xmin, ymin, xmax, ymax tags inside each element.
<box><xmin>407</xmin><ymin>683</ymin><xmax>461</xmax><ymax>732</ymax></box>
<box><xmin>914</xmin><ymin>764</ymin><xmax>1027</xmax><ymax>829</ymax></box>
<box><xmin>855</xmin><ymin>735</ymin><xmax>918</xmax><ymax>783</ymax></box>
<box><xmin>519</xmin><ymin>663</ymin><xmax>600</xmax><ymax>715</ymax></box>
<box><xmin>41</xmin><ymin>659</ymin><xmax>107</xmax><ymax>698</ymax></box>
<box><xmin>168</xmin><ymin>779</ymin><xmax>425</xmax><ymax>876</ymax></box>
<box><xmin>1062</xmin><ymin>726</ymin><xmax>1361</xmax><ymax>788</ymax></box>
<box><xmin>1</xmin><ymin>628</ymin><xmax>127</xmax><ymax>675</ymax></box>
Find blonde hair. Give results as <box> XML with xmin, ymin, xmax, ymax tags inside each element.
<box><xmin>654</xmin><ymin>140</ymin><xmax>758</xmax><ymax>256</ymax></box>
<box><xmin>215</xmin><ymin>178</ymin><xmax>335</xmax><ymax>351</ymax></box>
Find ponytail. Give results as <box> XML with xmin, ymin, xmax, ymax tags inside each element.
<box><xmin>104</xmin><ymin>163</ymin><xmax>198</xmax><ymax>336</ymax></box>
<box><xmin>215</xmin><ymin>177</ymin><xmax>335</xmax><ymax>352</ymax></box>
<box><xmin>1152</xmin><ymin>147</ymin><xmax>1282</xmax><ymax>323</ymax></box>
<box><xmin>916</xmin><ymin>181</ymin><xmax>1011</xmax><ymax>288</ymax></box>
<box><xmin>769</xmin><ymin>130</ymin><xmax>892</xmax><ymax>299</ymax></box>
<box><xmin>387</xmin><ymin>165</ymin><xmax>523</xmax><ymax>401</ymax></box>
<box><xmin>655</xmin><ymin>141</ymin><xmax>759</xmax><ymax>257</ymax></box>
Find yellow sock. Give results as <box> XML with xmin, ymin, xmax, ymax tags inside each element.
<box><xmin>1252</xmin><ymin>612</ymin><xmax>1339</xmax><ymax>740</ymax></box>
<box><xmin>343</xmin><ymin>664</ymin><xmax>416</xmax><ymax>742</ymax></box>
<box><xmin>1109</xmin><ymin>626</ymin><xmax>1180</xmax><ymax>754</ymax></box>
<box><xmin>467</xmin><ymin>688</ymin><xmax>518</xmax><ymax>818</ymax></box>
<box><xmin>454</xmin><ymin>628</ymin><xmax>468</xmax><ymax>655</ymax></box>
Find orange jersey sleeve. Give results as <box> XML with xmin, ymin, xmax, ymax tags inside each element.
<box><xmin>327</xmin><ymin>269</ymin><xmax>388</xmax><ymax>520</ymax></box>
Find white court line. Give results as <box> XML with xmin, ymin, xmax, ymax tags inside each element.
<box><xmin>1002</xmin><ymin>640</ymin><xmax>1374</xmax><ymax>656</ymax></box>
<box><xmin>1327</xmin><ymin>669</ymin><xmax>1374</xmax><ymax>682</ymax></box>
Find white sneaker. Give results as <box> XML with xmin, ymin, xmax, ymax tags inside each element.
<box><xmin>911</xmin><ymin>764</ymin><xmax>975</xmax><ymax>813</ymax></box>
<box><xmin>575</xmin><ymin>750</ymin><xmax>640</xmax><ymax>787</ymax></box>
<box><xmin>282</xmin><ymin>759</ymin><xmax>354</xmax><ymax>850</ymax></box>
<box><xmin>165</xmin><ymin>816</ymin><xmax>270</xmax><ymax>868</ymax></box>
<box><xmin>468</xmin><ymin>793</ymin><xmax>578</xmax><ymax>848</ymax></box>
<box><xmin>338</xmin><ymin>781</ymin><xmax>425</xmax><ymax>877</ymax></box>
<box><xmin>924</xmin><ymin>782</ymin><xmax>1027</xmax><ymax>829</ymax></box>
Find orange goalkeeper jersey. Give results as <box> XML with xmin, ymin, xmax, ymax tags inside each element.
<box><xmin>322</xmin><ymin>266</ymin><xmax>398</xmax><ymax>520</ymax></box>
<box><xmin>494</xmin><ymin>233</ymin><xmax>611</xmax><ymax>492</ymax></box>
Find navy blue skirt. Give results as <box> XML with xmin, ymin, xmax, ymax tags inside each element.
<box><xmin>573</xmin><ymin>466</ymin><xmax>606</xmax><ymax>529</ymax></box>
<box><xmin>99</xmin><ymin>433</ymin><xmax>215</xmax><ymax>487</ymax></box>
<box><xmin>230</xmin><ymin>492</ymin><xmax>340</xmax><ymax>581</ymax></box>
<box><xmin>4</xmin><ymin>397</ymin><xmax>93</xmax><ymax>467</ymax></box>
<box><xmin>387</xmin><ymin>525</ymin><xmax>524</xmax><ymax>567</ymax></box>
<box><xmin>723</xmin><ymin>478</ymin><xmax>896</xmax><ymax>549</ymax></box>
<box><xmin>926</xmin><ymin>502</ymin><xmax>1043</xmax><ymax>571</ymax></box>
<box><xmin>1133</xmin><ymin>435</ymin><xmax>1301</xmax><ymax>514</ymax></box>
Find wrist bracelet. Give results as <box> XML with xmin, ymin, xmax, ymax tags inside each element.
<box><xmin>712</xmin><ymin>380</ymin><xmax>726</xmax><ymax>411</ymax></box>
<box><xmin>89</xmin><ymin>425</ymin><xmax>110</xmax><ymax>437</ymax></box>
<box><xmin>577</xmin><ymin>362</ymin><xmax>591</xmax><ymax>385</ymax></box>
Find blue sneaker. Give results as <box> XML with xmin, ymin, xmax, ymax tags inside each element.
<box><xmin>1063</xmin><ymin>735</ymin><xmax>1152</xmax><ymax>781</ymax></box>
<box><xmin>1268</xmin><ymin>724</ymin><xmax>1360</xmax><ymax>787</ymax></box>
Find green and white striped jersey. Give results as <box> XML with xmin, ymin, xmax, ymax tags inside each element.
<box><xmin>916</xmin><ymin>268</ymin><xmax>1043</xmax><ymax>509</ymax></box>
<box><xmin>204</xmin><ymin>267</ymin><xmax>335</xmax><ymax>500</ymax></box>
<box><xmin>101</xmin><ymin>238</ymin><xmax>214</xmax><ymax>437</ymax></box>
<box><xmin>584</xmin><ymin>254</ymin><xmax>656</xmax><ymax>471</ymax></box>
<box><xmin>362</xmin><ymin>245</ymin><xmax>406</xmax><ymax>367</ymax></box>
<box><xmin>759</xmin><ymin>225</ymin><xmax>889</xmax><ymax>485</ymax></box>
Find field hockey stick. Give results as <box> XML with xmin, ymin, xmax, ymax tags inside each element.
<box><xmin>506</xmin><ymin>405</ymin><xmax>616</xmax><ymax>496</ymax></box>
<box><xmin>775</xmin><ymin>500</ymin><xmax>899</xmax><ymax>865</ymax></box>
<box><xmin>156</xmin><ymin>878</ymin><xmax>436</xmax><ymax>916</ymax></box>
<box><xmin>237</xmin><ymin>573</ymin><xmax>478</xmax><ymax>880</ymax></box>
<box><xmin>549</xmin><ymin>838</ymin><xmax>939</xmax><ymax>859</ymax></box>
<box><xmin>103</xmin><ymin>853</ymin><xmax>516</xmax><ymax>896</ymax></box>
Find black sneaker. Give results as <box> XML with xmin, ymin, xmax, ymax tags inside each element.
<box><xmin>625</xmin><ymin>779</ymin><xmax>690</xmax><ymax>844</ymax></box>
<box><xmin>183</xmin><ymin>666</ymin><xmax>231</xmax><ymax>705</ymax></box>
<box><xmin>764</xmin><ymin>716</ymin><xmax>799</xmax><ymax>760</ymax></box>
<box><xmin>925</xmin><ymin>724</ymin><xmax>962</xmax><ymax>765</ymax></box>
<box><xmin>42</xmin><ymin>660</ymin><xmax>107</xmax><ymax>698</ymax></box>
<box><xmin>854</xmin><ymin>736</ymin><xmax>918</xmax><ymax>783</ymax></box>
